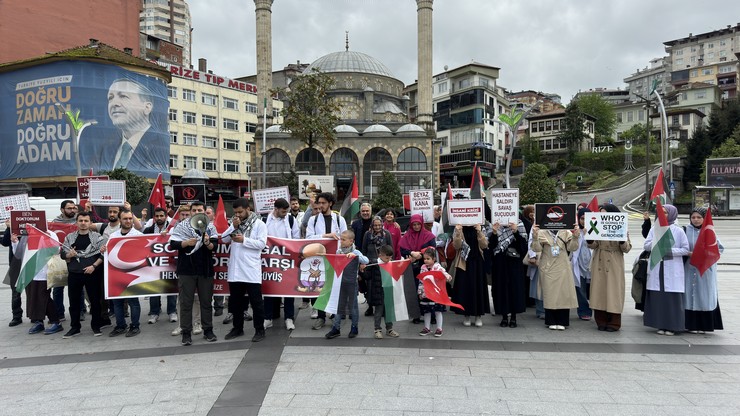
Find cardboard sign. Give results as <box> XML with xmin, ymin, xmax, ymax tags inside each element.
<box><xmin>535</xmin><ymin>203</ymin><xmax>576</xmax><ymax>231</ymax></box>
<box><xmin>0</xmin><ymin>194</ymin><xmax>31</xmax><ymax>221</ymax></box>
<box><xmin>490</xmin><ymin>189</ymin><xmax>519</xmax><ymax>225</ymax></box>
<box><xmin>298</xmin><ymin>175</ymin><xmax>335</xmax><ymax>200</ymax></box>
<box><xmin>76</xmin><ymin>176</ymin><xmax>109</xmax><ymax>202</ymax></box>
<box><xmin>173</xmin><ymin>184</ymin><xmax>206</xmax><ymax>205</ymax></box>
<box><xmin>10</xmin><ymin>210</ymin><xmax>47</xmax><ymax>235</ymax></box>
<box><xmin>409</xmin><ymin>189</ymin><xmax>434</xmax><ymax>222</ymax></box>
<box><xmin>447</xmin><ymin>199</ymin><xmax>485</xmax><ymax>225</ymax></box>
<box><xmin>253</xmin><ymin>186</ymin><xmax>290</xmax><ymax>214</ymax></box>
<box><xmin>88</xmin><ymin>180</ymin><xmax>127</xmax><ymax>206</ymax></box>
<box><xmin>583</xmin><ymin>212</ymin><xmax>628</xmax><ymax>241</ymax></box>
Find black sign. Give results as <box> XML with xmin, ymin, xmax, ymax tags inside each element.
<box><xmin>706</xmin><ymin>157</ymin><xmax>740</xmax><ymax>187</ymax></box>
<box><xmin>173</xmin><ymin>184</ymin><xmax>206</xmax><ymax>205</ymax></box>
<box><xmin>535</xmin><ymin>203</ymin><xmax>576</xmax><ymax>231</ymax></box>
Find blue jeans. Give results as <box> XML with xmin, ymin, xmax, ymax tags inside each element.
<box><xmin>148</xmin><ymin>295</ymin><xmax>177</xmax><ymax>316</ymax></box>
<box><xmin>53</xmin><ymin>287</ymin><xmax>86</xmax><ymax>317</ymax></box>
<box><xmin>113</xmin><ymin>298</ymin><xmax>141</xmax><ymax>328</ymax></box>
<box><xmin>576</xmin><ymin>282</ymin><xmax>591</xmax><ymax>318</ymax></box>
<box><xmin>264</xmin><ymin>297</ymin><xmax>295</xmax><ymax>320</ymax></box>
<box><xmin>332</xmin><ymin>297</ymin><xmax>359</xmax><ymax>330</ymax></box>
<box><xmin>535</xmin><ymin>299</ymin><xmax>545</xmax><ymax>318</ymax></box>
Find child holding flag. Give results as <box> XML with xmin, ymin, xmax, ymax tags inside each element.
<box><xmin>418</xmin><ymin>247</ymin><xmax>452</xmax><ymax>337</ymax></box>
<box><xmin>325</xmin><ymin>230</ymin><xmax>368</xmax><ymax>339</ymax></box>
<box><xmin>374</xmin><ymin>245</ymin><xmax>402</xmax><ymax>339</ymax></box>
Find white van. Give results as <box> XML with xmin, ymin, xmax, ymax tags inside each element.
<box><xmin>0</xmin><ymin>197</ymin><xmax>70</xmax><ymax>233</ymax></box>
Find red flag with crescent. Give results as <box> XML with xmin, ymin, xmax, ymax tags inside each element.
<box><xmin>689</xmin><ymin>208</ymin><xmax>721</xmax><ymax>276</ymax></box>
<box><xmin>416</xmin><ymin>270</ymin><xmax>463</xmax><ymax>310</ymax></box>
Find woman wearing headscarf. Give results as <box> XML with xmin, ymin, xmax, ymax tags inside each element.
<box><xmin>400</xmin><ymin>214</ymin><xmax>436</xmax><ymax>324</ymax></box>
<box><xmin>362</xmin><ymin>216</ymin><xmax>394</xmax><ymax>323</ymax></box>
<box><xmin>572</xmin><ymin>207</ymin><xmax>593</xmax><ymax>322</ymax></box>
<box><xmin>450</xmin><ymin>223</ymin><xmax>490</xmax><ymax>326</ymax></box>
<box><xmin>587</xmin><ymin>204</ymin><xmax>632</xmax><ymax>332</ymax></box>
<box><xmin>643</xmin><ymin>204</ymin><xmax>689</xmax><ymax>335</ymax></box>
<box><xmin>531</xmin><ymin>223</ymin><xmax>580</xmax><ymax>330</ymax></box>
<box><xmin>684</xmin><ymin>207</ymin><xmax>724</xmax><ymax>334</ymax></box>
<box><xmin>490</xmin><ymin>220</ymin><xmax>528</xmax><ymax>328</ymax></box>
<box><xmin>382</xmin><ymin>209</ymin><xmax>402</xmax><ymax>260</ymax></box>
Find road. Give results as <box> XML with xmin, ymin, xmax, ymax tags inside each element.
<box><xmin>569</xmin><ymin>165</ymin><xmax>662</xmax><ymax>208</ymax></box>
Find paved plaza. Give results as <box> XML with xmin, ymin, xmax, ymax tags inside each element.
<box><xmin>1</xmin><ymin>216</ymin><xmax>739</xmax><ymax>415</ymax></box>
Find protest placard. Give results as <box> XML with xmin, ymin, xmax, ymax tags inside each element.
<box><xmin>583</xmin><ymin>212</ymin><xmax>628</xmax><ymax>241</ymax></box>
<box><xmin>88</xmin><ymin>180</ymin><xmax>126</xmax><ymax>206</ymax></box>
<box><xmin>253</xmin><ymin>186</ymin><xmax>290</xmax><ymax>214</ymax></box>
<box><xmin>173</xmin><ymin>184</ymin><xmax>206</xmax><ymax>205</ymax></box>
<box><xmin>76</xmin><ymin>176</ymin><xmax>109</xmax><ymax>201</ymax></box>
<box><xmin>490</xmin><ymin>189</ymin><xmax>519</xmax><ymax>225</ymax></box>
<box><xmin>10</xmin><ymin>211</ymin><xmax>47</xmax><ymax>235</ymax></box>
<box><xmin>447</xmin><ymin>199</ymin><xmax>485</xmax><ymax>225</ymax></box>
<box><xmin>409</xmin><ymin>189</ymin><xmax>434</xmax><ymax>222</ymax></box>
<box><xmin>535</xmin><ymin>203</ymin><xmax>576</xmax><ymax>230</ymax></box>
<box><xmin>0</xmin><ymin>194</ymin><xmax>30</xmax><ymax>221</ymax></box>
<box><xmin>298</xmin><ymin>175</ymin><xmax>335</xmax><ymax>199</ymax></box>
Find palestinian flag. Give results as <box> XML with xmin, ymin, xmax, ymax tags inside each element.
<box><xmin>17</xmin><ymin>225</ymin><xmax>61</xmax><ymax>293</ymax></box>
<box><xmin>650</xmin><ymin>168</ymin><xmax>666</xmax><ymax>204</ymax></box>
<box><xmin>470</xmin><ymin>161</ymin><xmax>484</xmax><ymax>200</ymax></box>
<box><xmin>340</xmin><ymin>173</ymin><xmax>360</xmax><ymax>225</ymax></box>
<box><xmin>378</xmin><ymin>259</ymin><xmax>413</xmax><ymax>322</ymax></box>
<box><xmin>441</xmin><ymin>183</ymin><xmax>454</xmax><ymax>236</ymax></box>
<box><xmin>648</xmin><ymin>199</ymin><xmax>675</xmax><ymax>270</ymax></box>
<box><xmin>313</xmin><ymin>254</ymin><xmax>355</xmax><ymax>315</ymax></box>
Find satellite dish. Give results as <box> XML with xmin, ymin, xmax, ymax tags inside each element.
<box><xmin>189</xmin><ymin>213</ymin><xmax>209</xmax><ymax>233</ymax></box>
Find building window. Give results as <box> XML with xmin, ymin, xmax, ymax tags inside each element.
<box><xmin>245</xmin><ymin>162</ymin><xmax>251</xmax><ymax>173</ymax></box>
<box><xmin>223</xmin><ymin>118</ymin><xmax>239</xmax><ymax>131</ymax></box>
<box><xmin>245</xmin><ymin>102</ymin><xmax>258</xmax><ymax>113</ymax></box>
<box><xmin>182</xmin><ymin>89</ymin><xmax>195</xmax><ymax>101</ymax></box>
<box><xmin>246</xmin><ymin>123</ymin><xmax>257</xmax><ymax>133</ymax></box>
<box><xmin>167</xmin><ymin>86</ymin><xmax>177</xmax><ymax>98</ymax></box>
<box><xmin>675</xmin><ymin>49</ymin><xmax>683</xmax><ymax>56</ymax></box>
<box><xmin>202</xmin><ymin>136</ymin><xmax>217</xmax><ymax>148</ymax></box>
<box><xmin>397</xmin><ymin>147</ymin><xmax>427</xmax><ymax>172</ymax></box>
<box><xmin>531</xmin><ymin>122</ymin><xmax>538</xmax><ymax>133</ymax></box>
<box><xmin>616</xmin><ymin>112</ymin><xmax>622</xmax><ymax>123</ymax></box>
<box><xmin>223</xmin><ymin>97</ymin><xmax>238</xmax><ymax>110</ymax></box>
<box><xmin>295</xmin><ymin>148</ymin><xmax>326</xmax><ymax>175</ymax></box>
<box><xmin>437</xmin><ymin>82</ymin><xmax>447</xmax><ymax>93</ymax></box>
<box><xmin>701</xmin><ymin>68</ymin><xmax>713</xmax><ymax>76</ymax></box>
<box><xmin>627</xmin><ymin>111</ymin><xmax>633</xmax><ymax>122</ymax></box>
<box><xmin>202</xmin><ymin>115</ymin><xmax>217</xmax><ymax>127</ymax></box>
<box><xmin>458</xmin><ymin>79</ymin><xmax>471</xmax><ymax>89</ymax></box>
<box><xmin>682</xmin><ymin>114</ymin><xmax>690</xmax><ymax>125</ymax></box>
<box><xmin>170</xmin><ymin>132</ymin><xmax>178</xmax><ymax>144</ymax></box>
<box><xmin>183</xmin><ymin>111</ymin><xmax>196</xmax><ymax>124</ymax></box>
<box><xmin>690</xmin><ymin>69</ymin><xmax>698</xmax><ymax>77</ymax></box>
<box><xmin>362</xmin><ymin>147</ymin><xmax>393</xmax><ymax>194</ymax></box>
<box><xmin>719</xmin><ymin>65</ymin><xmax>734</xmax><ymax>74</ymax></box>
<box><xmin>169</xmin><ymin>155</ymin><xmax>178</xmax><ymax>169</ymax></box>
<box><xmin>638</xmin><ymin>110</ymin><xmax>645</xmax><ymax>121</ymax></box>
<box><xmin>264</xmin><ymin>149</ymin><xmax>290</xmax><ymax>173</ymax></box>
<box><xmin>223</xmin><ymin>139</ymin><xmax>239</xmax><ymax>151</ymax></box>
<box><xmin>223</xmin><ymin>160</ymin><xmax>239</xmax><ymax>172</ymax></box>
<box><xmin>545</xmin><ymin>121</ymin><xmax>552</xmax><ymax>131</ymax></box>
<box><xmin>183</xmin><ymin>133</ymin><xmax>197</xmax><ymax>146</ymax></box>
<box><xmin>272</xmin><ymin>108</ymin><xmax>280</xmax><ymax>119</ymax></box>
<box><xmin>183</xmin><ymin>156</ymin><xmax>197</xmax><ymax>169</ymax></box>
<box><xmin>329</xmin><ymin>147</ymin><xmax>359</xmax><ymax>179</ymax></box>
<box><xmin>168</xmin><ymin>109</ymin><xmax>177</xmax><ymax>121</ymax></box>
<box><xmin>245</xmin><ymin>143</ymin><xmax>251</xmax><ymax>153</ymax></box>
<box><xmin>695</xmin><ymin>91</ymin><xmax>706</xmax><ymax>99</ymax></box>
<box><xmin>202</xmin><ymin>93</ymin><xmax>217</xmax><ymax>106</ymax></box>
<box><xmin>706</xmin><ymin>43</ymin><xmax>714</xmax><ymax>49</ymax></box>
<box><xmin>675</xmin><ymin>58</ymin><xmax>683</xmax><ymax>65</ymax></box>
<box><xmin>698</xmin><ymin>106</ymin><xmax>706</xmax><ymax>114</ymax></box>
<box><xmin>553</xmin><ymin>119</ymin><xmax>560</xmax><ymax>130</ymax></box>
<box><xmin>202</xmin><ymin>158</ymin><xmax>217</xmax><ymax>171</ymax></box>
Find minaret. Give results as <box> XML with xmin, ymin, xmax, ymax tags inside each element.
<box><xmin>416</xmin><ymin>0</ymin><xmax>433</xmax><ymax>131</ymax></box>
<box><xmin>254</xmin><ymin>0</ymin><xmax>273</xmax><ymax>125</ymax></box>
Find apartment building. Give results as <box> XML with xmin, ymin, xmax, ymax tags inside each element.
<box><xmin>526</xmin><ymin>109</ymin><xmax>595</xmax><ymax>155</ymax></box>
<box><xmin>140</xmin><ymin>0</ymin><xmax>193</xmax><ymax>68</ymax></box>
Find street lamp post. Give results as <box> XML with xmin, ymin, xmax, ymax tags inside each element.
<box><xmin>485</xmin><ymin>100</ymin><xmax>541</xmax><ymax>189</ymax></box>
<box><xmin>55</xmin><ymin>103</ymin><xmax>97</xmax><ymax>177</ymax></box>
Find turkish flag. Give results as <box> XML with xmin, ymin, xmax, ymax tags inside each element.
<box><xmin>214</xmin><ymin>195</ymin><xmax>229</xmax><ymax>234</ymax></box>
<box><xmin>416</xmin><ymin>270</ymin><xmax>464</xmax><ymax>310</ymax></box>
<box><xmin>587</xmin><ymin>196</ymin><xmax>599</xmax><ymax>212</ymax></box>
<box><xmin>689</xmin><ymin>208</ymin><xmax>721</xmax><ymax>276</ymax></box>
<box><xmin>148</xmin><ymin>173</ymin><xmax>167</xmax><ymax>209</ymax></box>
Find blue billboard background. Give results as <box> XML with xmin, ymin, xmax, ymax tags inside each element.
<box><xmin>0</xmin><ymin>61</ymin><xmax>170</xmax><ymax>180</ymax></box>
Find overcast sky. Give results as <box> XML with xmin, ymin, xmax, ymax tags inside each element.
<box><xmin>189</xmin><ymin>0</ymin><xmax>740</xmax><ymax>104</ymax></box>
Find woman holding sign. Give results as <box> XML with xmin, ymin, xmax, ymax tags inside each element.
<box><xmin>490</xmin><ymin>220</ymin><xmax>528</xmax><ymax>328</ymax></box>
<box><xmin>531</xmin><ymin>224</ymin><xmax>579</xmax><ymax>330</ymax></box>
<box><xmin>587</xmin><ymin>204</ymin><xmax>632</xmax><ymax>332</ymax></box>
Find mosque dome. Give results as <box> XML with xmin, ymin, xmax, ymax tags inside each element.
<box><xmin>334</xmin><ymin>124</ymin><xmax>359</xmax><ymax>133</ymax></box>
<box><xmin>363</xmin><ymin>124</ymin><xmax>392</xmax><ymax>134</ymax></box>
<box><xmin>396</xmin><ymin>123</ymin><xmax>425</xmax><ymax>133</ymax></box>
<box><xmin>305</xmin><ymin>50</ymin><xmax>396</xmax><ymax>78</ymax></box>
<box><xmin>265</xmin><ymin>125</ymin><xmax>290</xmax><ymax>133</ymax></box>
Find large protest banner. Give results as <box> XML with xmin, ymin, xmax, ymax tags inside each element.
<box><xmin>104</xmin><ymin>235</ymin><xmax>337</xmax><ymax>299</ymax></box>
<box><xmin>0</xmin><ymin>61</ymin><xmax>170</xmax><ymax>181</ymax></box>
<box><xmin>583</xmin><ymin>212</ymin><xmax>628</xmax><ymax>241</ymax></box>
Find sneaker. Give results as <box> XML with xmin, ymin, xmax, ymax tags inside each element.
<box><xmin>556</xmin><ymin>325</ymin><xmax>566</xmax><ymax>331</ymax></box>
<box><xmin>656</xmin><ymin>329</ymin><xmax>666</xmax><ymax>335</ymax></box>
<box><xmin>109</xmin><ymin>327</ymin><xmax>127</xmax><ymax>337</ymax></box>
<box><xmin>387</xmin><ymin>329</ymin><xmax>400</xmax><ymax>338</ymax></box>
<box><xmin>28</xmin><ymin>322</ymin><xmax>45</xmax><ymax>334</ymax></box>
<box><xmin>169</xmin><ymin>313</ymin><xmax>178</xmax><ymax>323</ymax></box>
<box><xmin>203</xmin><ymin>329</ymin><xmax>217</xmax><ymax>342</ymax></box>
<box><xmin>223</xmin><ymin>313</ymin><xmax>233</xmax><ymax>325</ymax></box>
<box><xmin>549</xmin><ymin>325</ymin><xmax>558</xmax><ymax>330</ymax></box>
<box><xmin>664</xmin><ymin>330</ymin><xmax>675</xmax><ymax>336</ymax></box>
<box><xmin>374</xmin><ymin>329</ymin><xmax>383</xmax><ymax>339</ymax></box>
<box><xmin>225</xmin><ymin>328</ymin><xmax>244</xmax><ymax>340</ymax></box>
<box><xmin>147</xmin><ymin>315</ymin><xmax>159</xmax><ymax>324</ymax></box>
<box><xmin>125</xmin><ymin>326</ymin><xmax>140</xmax><ymax>337</ymax></box>
<box><xmin>93</xmin><ymin>329</ymin><xmax>102</xmax><ymax>337</ymax></box>
<box><xmin>463</xmin><ymin>316</ymin><xmax>471</xmax><ymax>327</ymax></box>
<box><xmin>325</xmin><ymin>328</ymin><xmax>341</xmax><ymax>339</ymax></box>
<box><xmin>44</xmin><ymin>323</ymin><xmax>64</xmax><ymax>335</ymax></box>
<box><xmin>181</xmin><ymin>331</ymin><xmax>192</xmax><ymax>346</ymax></box>
<box><xmin>9</xmin><ymin>317</ymin><xmax>22</xmax><ymax>327</ymax></box>
<box><xmin>419</xmin><ymin>327</ymin><xmax>431</xmax><ymax>336</ymax></box>
<box><xmin>285</xmin><ymin>318</ymin><xmax>295</xmax><ymax>331</ymax></box>
<box><xmin>100</xmin><ymin>319</ymin><xmax>112</xmax><ymax>329</ymax></box>
<box><xmin>264</xmin><ymin>319</ymin><xmax>273</xmax><ymax>329</ymax></box>
<box><xmin>312</xmin><ymin>318</ymin><xmax>325</xmax><ymax>330</ymax></box>
<box><xmin>348</xmin><ymin>326</ymin><xmax>358</xmax><ymax>338</ymax></box>
<box><xmin>251</xmin><ymin>330</ymin><xmax>266</xmax><ymax>342</ymax></box>
<box><xmin>299</xmin><ymin>301</ymin><xmax>310</xmax><ymax>310</ymax></box>
<box><xmin>579</xmin><ymin>315</ymin><xmax>592</xmax><ymax>321</ymax></box>
<box><xmin>244</xmin><ymin>311</ymin><xmax>253</xmax><ymax>321</ymax></box>
<box><xmin>62</xmin><ymin>328</ymin><xmax>80</xmax><ymax>338</ymax></box>
<box><xmin>193</xmin><ymin>322</ymin><xmax>203</xmax><ymax>335</ymax></box>
<box><xmin>434</xmin><ymin>328</ymin><xmax>443</xmax><ymax>337</ymax></box>
<box><xmin>474</xmin><ymin>316</ymin><xmax>483</xmax><ymax>327</ymax></box>
<box><xmin>310</xmin><ymin>308</ymin><xmax>319</xmax><ymax>319</ymax></box>
<box><xmin>171</xmin><ymin>326</ymin><xmax>182</xmax><ymax>336</ymax></box>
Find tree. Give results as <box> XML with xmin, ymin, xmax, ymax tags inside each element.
<box><xmin>274</xmin><ymin>167</ymin><xmax>299</xmax><ymax>198</ymax></box>
<box><xmin>558</xmin><ymin>101</ymin><xmax>589</xmax><ymax>162</ymax></box>
<box><xmin>572</xmin><ymin>94</ymin><xmax>617</xmax><ymax>144</ymax></box>
<box><xmin>700</xmin><ymin>125</ymin><xmax>740</xmax><ymax>184</ymax></box>
<box><xmin>519</xmin><ymin>133</ymin><xmax>541</xmax><ymax>164</ymax></box>
<box><xmin>272</xmin><ymin>69</ymin><xmax>342</xmax><ymax>152</ymax></box>
<box><xmin>99</xmin><ymin>168</ymin><xmax>150</xmax><ymax>205</ymax></box>
<box><xmin>519</xmin><ymin>163</ymin><xmax>557</xmax><ymax>205</ymax></box>
<box><xmin>620</xmin><ymin>123</ymin><xmax>654</xmax><ymax>145</ymax></box>
<box><xmin>373</xmin><ymin>171</ymin><xmax>403</xmax><ymax>212</ymax></box>
<box><xmin>684</xmin><ymin>99</ymin><xmax>740</xmax><ymax>185</ymax></box>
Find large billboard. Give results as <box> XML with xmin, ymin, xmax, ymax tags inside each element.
<box><xmin>706</xmin><ymin>157</ymin><xmax>740</xmax><ymax>187</ymax></box>
<box><xmin>1</xmin><ymin>61</ymin><xmax>170</xmax><ymax>180</ymax></box>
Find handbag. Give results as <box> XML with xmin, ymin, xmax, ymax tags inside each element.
<box><xmin>632</xmin><ymin>250</ymin><xmax>650</xmax><ymax>284</ymax></box>
<box><xmin>46</xmin><ymin>256</ymin><xmax>69</xmax><ymax>288</ymax></box>
<box><xmin>505</xmin><ymin>246</ymin><xmax>521</xmax><ymax>259</ymax></box>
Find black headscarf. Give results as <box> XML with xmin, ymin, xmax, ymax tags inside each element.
<box><xmin>689</xmin><ymin>206</ymin><xmax>707</xmax><ymax>230</ymax></box>
<box><xmin>577</xmin><ymin>207</ymin><xmax>591</xmax><ymax>229</ymax></box>
<box><xmin>601</xmin><ymin>204</ymin><xmax>620</xmax><ymax>213</ymax></box>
